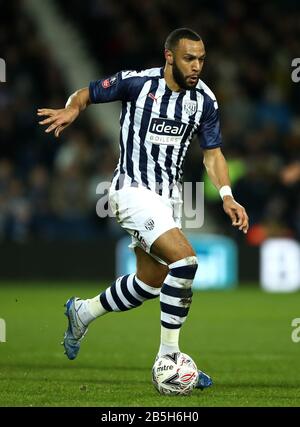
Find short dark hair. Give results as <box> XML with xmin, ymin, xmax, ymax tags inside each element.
<box><xmin>165</xmin><ymin>28</ymin><xmax>201</xmax><ymax>51</ymax></box>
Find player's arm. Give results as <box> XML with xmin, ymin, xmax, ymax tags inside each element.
<box><xmin>38</xmin><ymin>71</ymin><xmax>140</xmax><ymax>138</ymax></box>
<box><xmin>37</xmin><ymin>87</ymin><xmax>91</xmax><ymax>138</ymax></box>
<box><xmin>203</xmin><ymin>147</ymin><xmax>249</xmax><ymax>234</ymax></box>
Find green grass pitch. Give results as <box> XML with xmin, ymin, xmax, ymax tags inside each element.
<box><xmin>0</xmin><ymin>282</ymin><xmax>300</xmax><ymax>407</ymax></box>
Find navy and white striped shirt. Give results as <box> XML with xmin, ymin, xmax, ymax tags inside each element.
<box><xmin>89</xmin><ymin>67</ymin><xmax>222</xmax><ymax>199</ymax></box>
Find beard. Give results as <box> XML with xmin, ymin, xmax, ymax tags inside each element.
<box><xmin>172</xmin><ymin>59</ymin><xmax>198</xmax><ymax>90</ymax></box>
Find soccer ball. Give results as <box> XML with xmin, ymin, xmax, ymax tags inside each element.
<box><xmin>152</xmin><ymin>352</ymin><xmax>198</xmax><ymax>396</ymax></box>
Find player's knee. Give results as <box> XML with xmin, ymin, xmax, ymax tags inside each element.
<box><xmin>169</xmin><ymin>255</ymin><xmax>198</xmax><ymax>288</ymax></box>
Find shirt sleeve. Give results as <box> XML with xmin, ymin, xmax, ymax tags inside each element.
<box><xmin>197</xmin><ymin>93</ymin><xmax>222</xmax><ymax>149</ymax></box>
<box><xmin>89</xmin><ymin>71</ymin><xmax>143</xmax><ymax>104</ymax></box>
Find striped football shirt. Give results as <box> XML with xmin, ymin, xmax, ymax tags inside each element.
<box><xmin>89</xmin><ymin>67</ymin><xmax>222</xmax><ymax>199</ymax></box>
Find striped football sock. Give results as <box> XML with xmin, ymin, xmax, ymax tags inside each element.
<box><xmin>158</xmin><ymin>256</ymin><xmax>198</xmax><ymax>356</ymax></box>
<box><xmin>100</xmin><ymin>273</ymin><xmax>160</xmax><ymax>312</ymax></box>
<box><xmin>76</xmin><ymin>274</ymin><xmax>160</xmax><ymax>326</ymax></box>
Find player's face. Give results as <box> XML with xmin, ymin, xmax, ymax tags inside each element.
<box><xmin>172</xmin><ymin>39</ymin><xmax>206</xmax><ymax>90</ymax></box>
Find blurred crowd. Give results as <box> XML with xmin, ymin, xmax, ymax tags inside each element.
<box><xmin>1</xmin><ymin>0</ymin><xmax>300</xmax><ymax>242</ymax></box>
<box><xmin>0</xmin><ymin>0</ymin><xmax>118</xmax><ymax>241</ymax></box>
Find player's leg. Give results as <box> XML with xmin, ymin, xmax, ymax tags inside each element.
<box><xmin>135</xmin><ymin>246</ymin><xmax>168</xmax><ymax>287</ymax></box>
<box><xmin>151</xmin><ymin>226</ymin><xmax>196</xmax><ymax>263</ymax></box>
<box><xmin>149</xmin><ymin>227</ymin><xmax>198</xmax><ymax>357</ymax></box>
<box><xmin>151</xmin><ymin>227</ymin><xmax>213</xmax><ymax>389</ymax></box>
<box><xmin>63</xmin><ymin>245</ymin><xmax>167</xmax><ymax>360</ymax></box>
<box><xmin>63</xmin><ymin>186</ymin><xmax>171</xmax><ymax>359</ymax></box>
<box><xmin>92</xmin><ymin>246</ymin><xmax>168</xmax><ymax>317</ymax></box>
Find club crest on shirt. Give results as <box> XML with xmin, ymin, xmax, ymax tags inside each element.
<box><xmin>183</xmin><ymin>100</ymin><xmax>197</xmax><ymax>116</ymax></box>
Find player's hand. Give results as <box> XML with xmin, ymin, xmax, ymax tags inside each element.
<box><xmin>37</xmin><ymin>106</ymin><xmax>79</xmax><ymax>138</ymax></box>
<box><xmin>223</xmin><ymin>196</ymin><xmax>249</xmax><ymax>234</ymax></box>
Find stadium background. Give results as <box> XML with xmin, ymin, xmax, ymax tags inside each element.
<box><xmin>0</xmin><ymin>0</ymin><xmax>300</xmax><ymax>407</ymax></box>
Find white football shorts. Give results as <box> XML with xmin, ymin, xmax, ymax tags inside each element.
<box><xmin>108</xmin><ymin>186</ymin><xmax>182</xmax><ymax>261</ymax></box>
